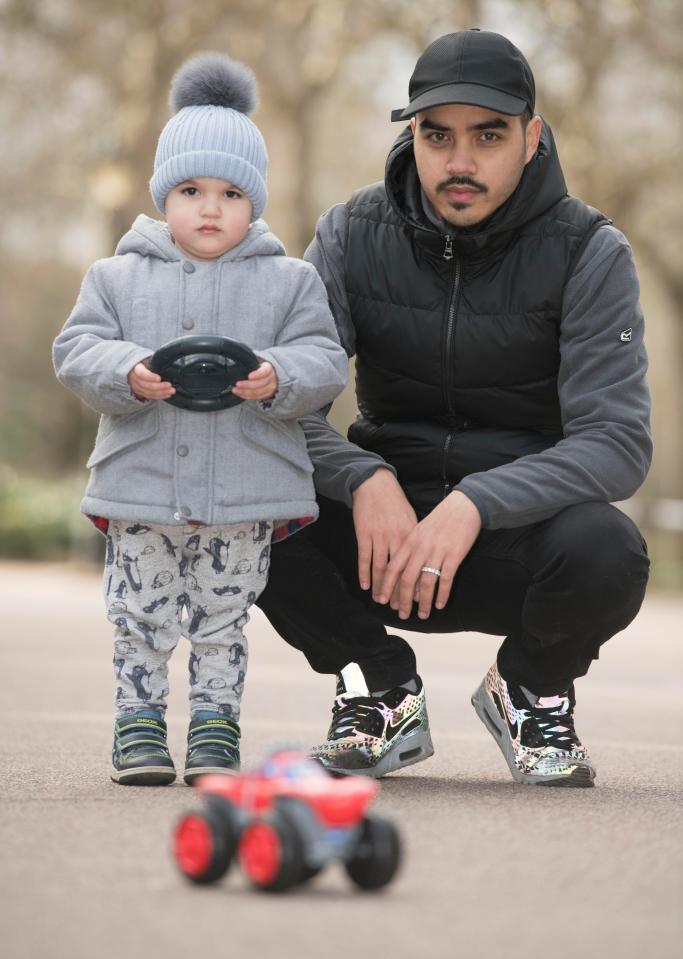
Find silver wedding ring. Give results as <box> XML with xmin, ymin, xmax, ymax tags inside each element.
<box><xmin>421</xmin><ymin>566</ymin><xmax>442</xmax><ymax>577</ymax></box>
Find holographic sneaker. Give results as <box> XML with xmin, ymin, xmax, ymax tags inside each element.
<box><xmin>471</xmin><ymin>663</ymin><xmax>596</xmax><ymax>787</ymax></box>
<box><xmin>310</xmin><ymin>663</ymin><xmax>434</xmax><ymax>778</ymax></box>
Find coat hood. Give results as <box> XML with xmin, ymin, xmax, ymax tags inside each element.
<box><xmin>115</xmin><ymin>214</ymin><xmax>286</xmax><ymax>262</ymax></box>
<box><xmin>384</xmin><ymin>119</ymin><xmax>568</xmax><ymax>258</ymax></box>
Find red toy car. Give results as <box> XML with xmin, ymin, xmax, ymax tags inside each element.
<box><xmin>173</xmin><ymin>750</ymin><xmax>401</xmax><ymax>892</ymax></box>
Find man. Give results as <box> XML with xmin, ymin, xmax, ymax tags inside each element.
<box><xmin>257</xmin><ymin>29</ymin><xmax>651</xmax><ymax>787</ymax></box>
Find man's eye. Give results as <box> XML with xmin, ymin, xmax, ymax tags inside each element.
<box><xmin>428</xmin><ymin>132</ymin><xmax>448</xmax><ymax>143</ymax></box>
<box><xmin>480</xmin><ymin>132</ymin><xmax>500</xmax><ymax>143</ymax></box>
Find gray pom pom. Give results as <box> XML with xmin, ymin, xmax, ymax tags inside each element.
<box><xmin>170</xmin><ymin>53</ymin><xmax>258</xmax><ymax>114</ymax></box>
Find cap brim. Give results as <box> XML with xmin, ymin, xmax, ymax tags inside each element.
<box><xmin>391</xmin><ymin>83</ymin><xmax>527</xmax><ymax>121</ymax></box>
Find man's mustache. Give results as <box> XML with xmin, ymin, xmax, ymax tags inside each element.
<box><xmin>437</xmin><ymin>176</ymin><xmax>487</xmax><ymax>193</ymax></box>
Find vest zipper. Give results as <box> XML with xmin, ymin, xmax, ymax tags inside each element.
<box><xmin>442</xmin><ymin>239</ymin><xmax>460</xmax><ymax>413</ymax></box>
<box><xmin>441</xmin><ymin>236</ymin><xmax>461</xmax><ymax>498</ymax></box>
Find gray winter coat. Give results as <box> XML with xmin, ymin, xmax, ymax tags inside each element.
<box><xmin>53</xmin><ymin>215</ymin><xmax>348</xmax><ymax>527</ymax></box>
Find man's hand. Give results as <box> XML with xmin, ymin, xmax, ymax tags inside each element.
<box><xmin>378</xmin><ymin>490</ymin><xmax>482</xmax><ymax>620</ymax></box>
<box><xmin>127</xmin><ymin>359</ymin><xmax>175</xmax><ymax>401</ymax></box>
<box><xmin>232</xmin><ymin>360</ymin><xmax>278</xmax><ymax>401</ymax></box>
<box><xmin>352</xmin><ymin>468</ymin><xmax>417</xmax><ymax>598</ymax></box>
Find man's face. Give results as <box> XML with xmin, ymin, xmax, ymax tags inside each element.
<box><xmin>410</xmin><ymin>104</ymin><xmax>542</xmax><ymax>228</ymax></box>
<box><xmin>164</xmin><ymin>177</ymin><xmax>252</xmax><ymax>260</ymax></box>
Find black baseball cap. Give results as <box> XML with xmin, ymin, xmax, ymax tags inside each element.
<box><xmin>391</xmin><ymin>29</ymin><xmax>535</xmax><ymax>121</ymax></box>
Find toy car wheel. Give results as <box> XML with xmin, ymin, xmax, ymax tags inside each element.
<box><xmin>273</xmin><ymin>796</ymin><xmax>322</xmax><ymax>884</ymax></box>
<box><xmin>345</xmin><ymin>814</ymin><xmax>401</xmax><ymax>890</ymax></box>
<box><xmin>174</xmin><ymin>805</ymin><xmax>238</xmax><ymax>884</ymax></box>
<box><xmin>239</xmin><ymin>810</ymin><xmax>306</xmax><ymax>893</ymax></box>
<box><xmin>206</xmin><ymin>794</ymin><xmax>240</xmax><ymax>833</ymax></box>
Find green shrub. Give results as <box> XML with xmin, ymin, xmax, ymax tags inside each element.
<box><xmin>0</xmin><ymin>466</ymin><xmax>102</xmax><ymax>562</ymax></box>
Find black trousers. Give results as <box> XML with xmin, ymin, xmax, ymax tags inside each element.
<box><xmin>257</xmin><ymin>496</ymin><xmax>650</xmax><ymax>696</ymax></box>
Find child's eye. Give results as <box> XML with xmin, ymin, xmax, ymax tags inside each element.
<box><xmin>225</xmin><ymin>190</ymin><xmax>243</xmax><ymax>199</ymax></box>
<box><xmin>181</xmin><ymin>186</ymin><xmax>198</xmax><ymax>196</ymax></box>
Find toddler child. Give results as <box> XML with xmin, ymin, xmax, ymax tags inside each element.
<box><xmin>53</xmin><ymin>53</ymin><xmax>347</xmax><ymax>786</ymax></box>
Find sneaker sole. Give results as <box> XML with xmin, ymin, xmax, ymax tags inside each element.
<box><xmin>111</xmin><ymin>766</ymin><xmax>176</xmax><ymax>786</ymax></box>
<box><xmin>471</xmin><ymin>680</ymin><xmax>596</xmax><ymax>788</ymax></box>
<box><xmin>183</xmin><ymin>765</ymin><xmax>239</xmax><ymax>786</ymax></box>
<box><xmin>317</xmin><ymin>726</ymin><xmax>435</xmax><ymax>779</ymax></box>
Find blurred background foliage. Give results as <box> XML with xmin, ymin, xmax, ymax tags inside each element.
<box><xmin>1</xmin><ymin>0</ymin><xmax>682</xmax><ymax>585</ymax></box>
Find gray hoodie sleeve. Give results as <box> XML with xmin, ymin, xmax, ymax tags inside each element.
<box><xmin>53</xmin><ymin>261</ymin><xmax>153</xmax><ymax>415</ymax></box>
<box><xmin>254</xmin><ymin>261</ymin><xmax>348</xmax><ymax>420</ymax></box>
<box><xmin>455</xmin><ymin>225</ymin><xmax>652</xmax><ymax>528</ymax></box>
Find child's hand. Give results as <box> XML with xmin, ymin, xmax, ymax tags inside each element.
<box><xmin>127</xmin><ymin>360</ymin><xmax>176</xmax><ymax>402</ymax></box>
<box><xmin>231</xmin><ymin>360</ymin><xmax>278</xmax><ymax>402</ymax></box>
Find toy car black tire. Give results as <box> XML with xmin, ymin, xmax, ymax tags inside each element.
<box><xmin>345</xmin><ymin>814</ymin><xmax>402</xmax><ymax>890</ymax></box>
<box><xmin>239</xmin><ymin>808</ymin><xmax>306</xmax><ymax>892</ymax></box>
<box><xmin>173</xmin><ymin>804</ymin><xmax>238</xmax><ymax>884</ymax></box>
<box><xmin>273</xmin><ymin>796</ymin><xmax>322</xmax><ymax>884</ymax></box>
<box><xmin>149</xmin><ymin>335</ymin><xmax>260</xmax><ymax>412</ymax></box>
<box><xmin>205</xmin><ymin>793</ymin><xmax>241</xmax><ymax>830</ymax></box>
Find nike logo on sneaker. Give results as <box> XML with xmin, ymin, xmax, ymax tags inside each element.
<box><xmin>505</xmin><ymin>712</ymin><xmax>518</xmax><ymax>740</ymax></box>
<box><xmin>492</xmin><ymin>691</ymin><xmax>518</xmax><ymax>740</ymax></box>
<box><xmin>385</xmin><ymin>712</ymin><xmax>418</xmax><ymax>742</ymax></box>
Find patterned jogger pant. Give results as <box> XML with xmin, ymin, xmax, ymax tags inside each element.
<box><xmin>104</xmin><ymin>519</ymin><xmax>272</xmax><ymax>719</ymax></box>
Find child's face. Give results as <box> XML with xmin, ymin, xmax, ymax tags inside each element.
<box><xmin>165</xmin><ymin>177</ymin><xmax>252</xmax><ymax>260</ymax></box>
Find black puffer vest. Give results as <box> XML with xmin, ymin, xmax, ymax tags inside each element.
<box><xmin>346</xmin><ymin>123</ymin><xmax>608</xmax><ymax>518</ymax></box>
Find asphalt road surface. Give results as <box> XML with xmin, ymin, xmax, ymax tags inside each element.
<box><xmin>1</xmin><ymin>561</ymin><xmax>681</xmax><ymax>959</ymax></box>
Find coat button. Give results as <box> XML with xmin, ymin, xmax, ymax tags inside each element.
<box><xmin>182</xmin><ymin>260</ymin><xmax>195</xmax><ymax>273</ymax></box>
<box><xmin>177</xmin><ymin>445</ymin><xmax>188</xmax><ymax>457</ymax></box>
<box><xmin>182</xmin><ymin>319</ymin><xmax>194</xmax><ymax>330</ymax></box>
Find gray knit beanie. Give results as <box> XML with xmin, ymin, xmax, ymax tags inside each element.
<box><xmin>149</xmin><ymin>53</ymin><xmax>268</xmax><ymax>220</ymax></box>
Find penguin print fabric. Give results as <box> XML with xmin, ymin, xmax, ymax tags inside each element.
<box><xmin>105</xmin><ymin>519</ymin><xmax>272</xmax><ymax>719</ymax></box>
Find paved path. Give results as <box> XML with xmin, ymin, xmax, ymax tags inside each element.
<box><xmin>1</xmin><ymin>561</ymin><xmax>681</xmax><ymax>959</ymax></box>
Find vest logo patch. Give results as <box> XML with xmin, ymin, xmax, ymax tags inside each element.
<box><xmin>620</xmin><ymin>328</ymin><xmax>633</xmax><ymax>342</ymax></box>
